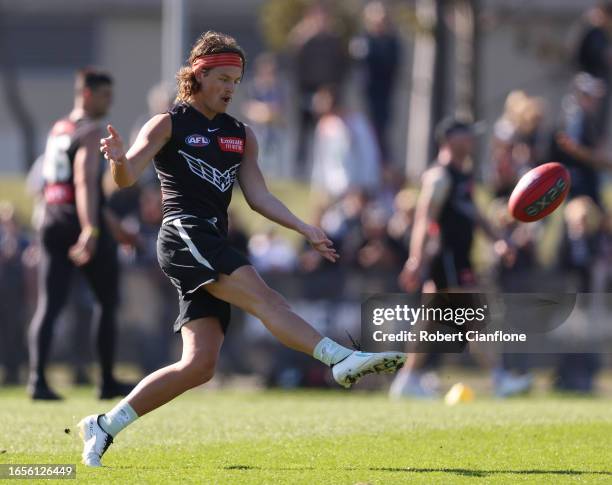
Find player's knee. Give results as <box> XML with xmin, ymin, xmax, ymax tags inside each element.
<box><xmin>179</xmin><ymin>355</ymin><xmax>217</xmax><ymax>386</ymax></box>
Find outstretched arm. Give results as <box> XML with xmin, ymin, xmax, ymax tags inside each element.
<box><xmin>238</xmin><ymin>126</ymin><xmax>338</xmax><ymax>263</ymax></box>
<box><xmin>101</xmin><ymin>113</ymin><xmax>172</xmax><ymax>188</ymax></box>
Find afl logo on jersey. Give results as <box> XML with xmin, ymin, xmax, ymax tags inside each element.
<box><xmin>185</xmin><ymin>134</ymin><xmax>210</xmax><ymax>147</ymax></box>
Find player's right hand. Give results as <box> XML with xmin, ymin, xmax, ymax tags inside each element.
<box><xmin>100</xmin><ymin>124</ymin><xmax>126</xmax><ymax>163</ymax></box>
<box><xmin>68</xmin><ymin>228</ymin><xmax>98</xmax><ymax>266</ymax></box>
<box><xmin>300</xmin><ymin>224</ymin><xmax>339</xmax><ymax>263</ymax></box>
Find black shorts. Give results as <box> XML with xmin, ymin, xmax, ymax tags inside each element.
<box><xmin>156</xmin><ymin>215</ymin><xmax>250</xmax><ymax>334</ymax></box>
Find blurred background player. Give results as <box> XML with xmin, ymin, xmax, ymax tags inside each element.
<box><xmin>391</xmin><ymin>117</ymin><xmax>533</xmax><ymax>399</ymax></box>
<box><xmin>27</xmin><ymin>68</ymin><xmax>136</xmax><ymax>400</ymax></box>
<box><xmin>79</xmin><ymin>31</ymin><xmax>405</xmax><ymax>467</ymax></box>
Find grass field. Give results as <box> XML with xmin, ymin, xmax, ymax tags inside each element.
<box><xmin>0</xmin><ymin>387</ymin><xmax>611</xmax><ymax>484</ymax></box>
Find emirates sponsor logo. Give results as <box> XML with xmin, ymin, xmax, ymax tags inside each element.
<box><xmin>218</xmin><ymin>136</ymin><xmax>244</xmax><ymax>153</ymax></box>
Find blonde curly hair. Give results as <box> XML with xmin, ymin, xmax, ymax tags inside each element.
<box><xmin>176</xmin><ymin>31</ymin><xmax>246</xmax><ymax>103</ymax></box>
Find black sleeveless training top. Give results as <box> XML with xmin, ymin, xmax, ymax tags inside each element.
<box><xmin>154</xmin><ymin>103</ymin><xmax>246</xmax><ymax>236</ymax></box>
<box><xmin>437</xmin><ymin>162</ymin><xmax>476</xmax><ymax>258</ymax></box>
<box><xmin>41</xmin><ymin>116</ymin><xmax>105</xmax><ymax>226</ymax></box>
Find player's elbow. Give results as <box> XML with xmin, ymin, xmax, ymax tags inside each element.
<box><xmin>247</xmin><ymin>199</ymin><xmax>261</xmax><ymax>213</ymax></box>
<box><xmin>246</xmin><ymin>192</ymin><xmax>271</xmax><ymax>214</ymax></box>
<box><xmin>246</xmin><ymin>195</ymin><xmax>263</xmax><ymax>213</ymax></box>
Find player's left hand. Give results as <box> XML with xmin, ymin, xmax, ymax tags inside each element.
<box><xmin>300</xmin><ymin>224</ymin><xmax>339</xmax><ymax>263</ymax></box>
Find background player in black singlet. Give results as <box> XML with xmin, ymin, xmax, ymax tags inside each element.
<box><xmin>390</xmin><ymin>118</ymin><xmax>532</xmax><ymax>399</ymax></box>
<box><xmin>78</xmin><ymin>31</ymin><xmax>406</xmax><ymax>467</ymax></box>
<box><xmin>28</xmin><ymin>68</ymin><xmax>137</xmax><ymax>400</ymax></box>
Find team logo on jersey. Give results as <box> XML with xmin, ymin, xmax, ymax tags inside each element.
<box><xmin>185</xmin><ymin>134</ymin><xmax>210</xmax><ymax>147</ymax></box>
<box><xmin>218</xmin><ymin>136</ymin><xmax>244</xmax><ymax>154</ymax></box>
<box><xmin>178</xmin><ymin>150</ymin><xmax>240</xmax><ymax>192</ymax></box>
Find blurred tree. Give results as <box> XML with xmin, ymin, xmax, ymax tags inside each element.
<box><xmin>0</xmin><ymin>8</ymin><xmax>37</xmax><ymax>172</ymax></box>
<box><xmin>260</xmin><ymin>0</ymin><xmax>421</xmax><ymax>52</ymax></box>
<box><xmin>259</xmin><ymin>0</ymin><xmax>361</xmax><ymax>52</ymax></box>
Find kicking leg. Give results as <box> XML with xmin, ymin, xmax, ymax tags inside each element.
<box><xmin>206</xmin><ymin>265</ymin><xmax>322</xmax><ymax>354</ymax></box>
<box><xmin>205</xmin><ymin>265</ymin><xmax>406</xmax><ymax>387</ymax></box>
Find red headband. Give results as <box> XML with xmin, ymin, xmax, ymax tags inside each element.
<box><xmin>192</xmin><ymin>53</ymin><xmax>243</xmax><ymax>74</ymax></box>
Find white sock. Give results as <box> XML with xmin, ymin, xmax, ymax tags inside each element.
<box><xmin>99</xmin><ymin>400</ymin><xmax>139</xmax><ymax>438</ymax></box>
<box><xmin>313</xmin><ymin>337</ymin><xmax>353</xmax><ymax>366</ymax></box>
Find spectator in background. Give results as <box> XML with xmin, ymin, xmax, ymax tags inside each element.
<box><xmin>0</xmin><ymin>202</ymin><xmax>30</xmax><ymax>385</ymax></box>
<box><xmin>310</xmin><ymin>87</ymin><xmax>381</xmax><ymax>200</ymax></box>
<box><xmin>488</xmin><ymin>198</ymin><xmax>539</xmax><ymax>379</ymax></box>
<box><xmin>289</xmin><ymin>3</ymin><xmax>349</xmax><ymax>176</ymax></box>
<box><xmin>575</xmin><ymin>2</ymin><xmax>612</xmax><ymax>134</ymax></box>
<box><xmin>554</xmin><ymin>196</ymin><xmax>605</xmax><ymax>393</ymax></box>
<box><xmin>488</xmin><ymin>90</ymin><xmax>544</xmax><ymax>290</ymax></box>
<box><xmin>550</xmin><ymin>74</ymin><xmax>612</xmax><ymax>394</ymax></box>
<box><xmin>356</xmin><ymin>202</ymin><xmax>406</xmax><ymax>272</ymax></box>
<box><xmin>558</xmin><ymin>196</ymin><xmax>604</xmax><ymax>293</ymax></box>
<box><xmin>300</xmin><ymin>189</ymin><xmax>369</xmax><ymax>273</ymax></box>
<box><xmin>248</xmin><ymin>227</ymin><xmax>297</xmax><ymax>273</ymax></box>
<box><xmin>550</xmin><ymin>72</ymin><xmax>612</xmax><ymax>207</ymax></box>
<box><xmin>351</xmin><ymin>0</ymin><xmax>401</xmax><ymax>162</ymax></box>
<box><xmin>487</xmin><ymin>198</ymin><xmax>538</xmax><ymax>292</ymax></box>
<box><xmin>491</xmin><ymin>91</ymin><xmax>546</xmax><ymax>197</ymax></box>
<box><xmin>242</xmin><ymin>53</ymin><xmax>287</xmax><ymax>178</ymax></box>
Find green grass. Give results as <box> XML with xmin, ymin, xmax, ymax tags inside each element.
<box><xmin>0</xmin><ymin>387</ymin><xmax>611</xmax><ymax>484</ymax></box>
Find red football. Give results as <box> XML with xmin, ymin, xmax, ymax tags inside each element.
<box><xmin>508</xmin><ymin>162</ymin><xmax>571</xmax><ymax>222</ymax></box>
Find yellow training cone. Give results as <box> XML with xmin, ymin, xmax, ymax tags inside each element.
<box><xmin>444</xmin><ymin>382</ymin><xmax>475</xmax><ymax>406</ymax></box>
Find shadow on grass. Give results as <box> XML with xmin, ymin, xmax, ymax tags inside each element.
<box><xmin>224</xmin><ymin>465</ymin><xmax>612</xmax><ymax>477</ymax></box>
